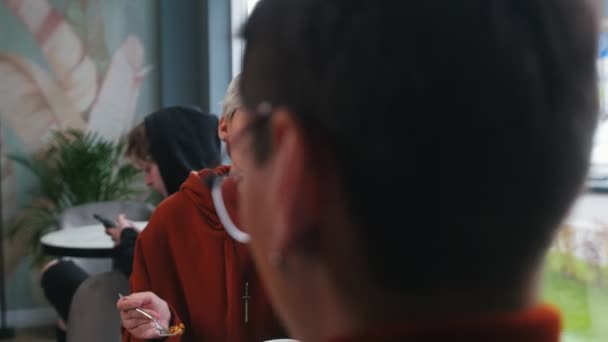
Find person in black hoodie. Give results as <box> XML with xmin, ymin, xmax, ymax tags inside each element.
<box><xmin>40</xmin><ymin>106</ymin><xmax>221</xmax><ymax>342</ymax></box>
<box><xmin>108</xmin><ymin>106</ymin><xmax>222</xmax><ymax>275</ymax></box>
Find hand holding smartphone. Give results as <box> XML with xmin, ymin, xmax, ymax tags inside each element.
<box><xmin>93</xmin><ymin>213</ymin><xmax>117</xmax><ymax>228</ymax></box>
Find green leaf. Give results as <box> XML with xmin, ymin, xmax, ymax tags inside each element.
<box><xmin>7</xmin><ymin>128</ymin><xmax>142</xmax><ymax>261</ymax></box>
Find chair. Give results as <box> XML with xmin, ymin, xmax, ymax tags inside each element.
<box><xmin>58</xmin><ymin>201</ymin><xmax>153</xmax><ymax>341</ymax></box>
<box><xmin>66</xmin><ymin>271</ymin><xmax>129</xmax><ymax>342</ymax></box>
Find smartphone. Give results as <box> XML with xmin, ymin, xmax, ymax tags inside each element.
<box><xmin>93</xmin><ymin>213</ymin><xmax>116</xmax><ymax>228</ymax></box>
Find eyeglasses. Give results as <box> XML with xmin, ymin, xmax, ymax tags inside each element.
<box><xmin>210</xmin><ymin>102</ymin><xmax>274</xmax><ymax>244</ymax></box>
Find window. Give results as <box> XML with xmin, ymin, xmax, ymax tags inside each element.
<box><xmin>246</xmin><ymin>0</ymin><xmax>261</xmax><ymax>13</ymax></box>
<box><xmin>590</xmin><ymin>27</ymin><xmax>608</xmax><ymax>188</ymax></box>
<box><xmin>543</xmin><ymin>15</ymin><xmax>608</xmax><ymax>342</ymax></box>
<box><xmin>543</xmin><ymin>194</ymin><xmax>608</xmax><ymax>342</ymax></box>
<box><xmin>231</xmin><ymin>0</ymin><xmax>260</xmax><ymax>77</ymax></box>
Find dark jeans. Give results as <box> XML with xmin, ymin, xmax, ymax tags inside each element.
<box><xmin>40</xmin><ymin>260</ymin><xmax>88</xmax><ymax>322</ymax></box>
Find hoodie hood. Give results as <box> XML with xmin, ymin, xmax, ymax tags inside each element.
<box><xmin>145</xmin><ymin>106</ymin><xmax>221</xmax><ymax>195</ymax></box>
<box><xmin>180</xmin><ymin>165</ymin><xmax>231</xmax><ymax>231</ymax></box>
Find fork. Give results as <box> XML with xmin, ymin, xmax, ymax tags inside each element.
<box><xmin>118</xmin><ymin>293</ymin><xmax>179</xmax><ymax>337</ymax></box>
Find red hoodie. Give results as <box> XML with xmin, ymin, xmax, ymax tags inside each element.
<box><xmin>330</xmin><ymin>304</ymin><xmax>561</xmax><ymax>342</ymax></box>
<box><xmin>124</xmin><ymin>166</ymin><xmax>285</xmax><ymax>341</ymax></box>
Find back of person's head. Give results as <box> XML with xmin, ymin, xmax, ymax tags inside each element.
<box><xmin>240</xmin><ymin>0</ymin><xmax>599</xmax><ymax>301</ymax></box>
<box><xmin>126</xmin><ymin>106</ymin><xmax>221</xmax><ymax>195</ymax></box>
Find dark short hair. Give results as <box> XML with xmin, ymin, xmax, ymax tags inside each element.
<box><xmin>241</xmin><ymin>0</ymin><xmax>599</xmax><ymax>295</ymax></box>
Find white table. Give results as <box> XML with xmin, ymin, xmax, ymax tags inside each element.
<box><xmin>41</xmin><ymin>221</ymin><xmax>147</xmax><ymax>258</ymax></box>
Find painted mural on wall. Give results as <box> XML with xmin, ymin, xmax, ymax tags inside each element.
<box><xmin>0</xmin><ymin>0</ymin><xmax>159</xmax><ymax>309</ymax></box>
<box><xmin>0</xmin><ymin>0</ymin><xmax>158</xmax><ymax>214</ymax></box>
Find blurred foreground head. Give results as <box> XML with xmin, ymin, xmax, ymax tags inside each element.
<box><xmin>235</xmin><ymin>0</ymin><xmax>599</xmax><ymax>340</ymax></box>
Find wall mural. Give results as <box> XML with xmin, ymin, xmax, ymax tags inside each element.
<box><xmin>0</xmin><ymin>0</ymin><xmax>159</xmax><ymax>309</ymax></box>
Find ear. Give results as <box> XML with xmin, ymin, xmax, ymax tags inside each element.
<box><xmin>267</xmin><ymin>110</ymin><xmax>323</xmax><ymax>260</ymax></box>
<box><xmin>218</xmin><ymin>115</ymin><xmax>229</xmax><ymax>142</ymax></box>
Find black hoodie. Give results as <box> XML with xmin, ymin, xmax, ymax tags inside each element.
<box><xmin>114</xmin><ymin>106</ymin><xmax>221</xmax><ymax>276</ymax></box>
<box><xmin>144</xmin><ymin>105</ymin><xmax>222</xmax><ymax>195</ymax></box>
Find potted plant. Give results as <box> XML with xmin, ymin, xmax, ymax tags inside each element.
<box><xmin>6</xmin><ymin>128</ymin><xmax>141</xmax><ymax>264</ymax></box>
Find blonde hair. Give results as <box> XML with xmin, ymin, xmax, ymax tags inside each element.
<box><xmin>221</xmin><ymin>74</ymin><xmax>242</xmax><ymax>121</ymax></box>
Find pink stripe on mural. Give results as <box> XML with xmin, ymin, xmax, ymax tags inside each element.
<box><xmin>35</xmin><ymin>9</ymin><xmax>62</xmax><ymax>44</ymax></box>
<box><xmin>4</xmin><ymin>0</ymin><xmax>24</xmax><ymax>11</ymax></box>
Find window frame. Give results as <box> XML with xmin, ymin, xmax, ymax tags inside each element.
<box><xmin>231</xmin><ymin>0</ymin><xmax>260</xmax><ymax>77</ymax></box>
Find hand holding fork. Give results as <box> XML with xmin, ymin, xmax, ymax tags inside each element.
<box><xmin>117</xmin><ymin>292</ymin><xmax>183</xmax><ymax>338</ymax></box>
